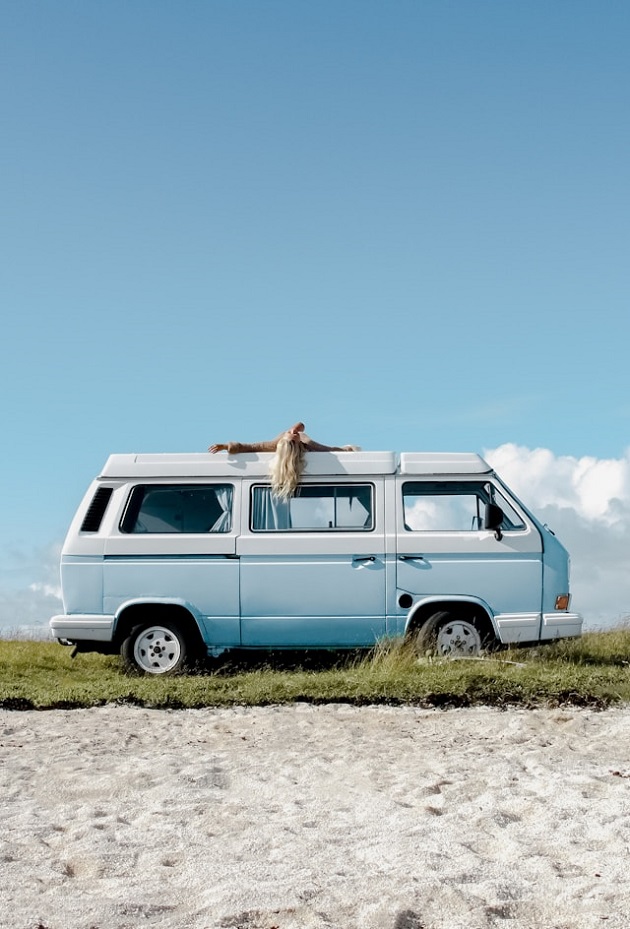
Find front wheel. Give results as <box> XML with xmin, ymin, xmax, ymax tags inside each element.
<box><xmin>121</xmin><ymin>621</ymin><xmax>190</xmax><ymax>675</ymax></box>
<box><xmin>414</xmin><ymin>610</ymin><xmax>488</xmax><ymax>658</ymax></box>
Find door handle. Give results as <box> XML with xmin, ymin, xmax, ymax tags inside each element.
<box><xmin>353</xmin><ymin>555</ymin><xmax>376</xmax><ymax>563</ymax></box>
<box><xmin>399</xmin><ymin>554</ymin><xmax>426</xmax><ymax>561</ymax></box>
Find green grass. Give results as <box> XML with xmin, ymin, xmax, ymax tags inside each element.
<box><xmin>2</xmin><ymin>627</ymin><xmax>630</xmax><ymax>710</ymax></box>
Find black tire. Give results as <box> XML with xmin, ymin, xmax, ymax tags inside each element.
<box><xmin>414</xmin><ymin>610</ymin><xmax>489</xmax><ymax>658</ymax></box>
<box><xmin>121</xmin><ymin>620</ymin><xmax>190</xmax><ymax>676</ymax></box>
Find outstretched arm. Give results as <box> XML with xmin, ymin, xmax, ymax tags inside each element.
<box><xmin>209</xmin><ymin>423</ymin><xmax>307</xmax><ymax>455</ymax></box>
<box><xmin>209</xmin><ymin>440</ymin><xmax>278</xmax><ymax>454</ymax></box>
<box><xmin>300</xmin><ymin>438</ymin><xmax>344</xmax><ymax>451</ymax></box>
<box><xmin>300</xmin><ymin>434</ymin><xmax>360</xmax><ymax>452</ymax></box>
<box><xmin>207</xmin><ymin>424</ymin><xmax>360</xmax><ymax>455</ymax></box>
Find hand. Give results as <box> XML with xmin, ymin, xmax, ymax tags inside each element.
<box><xmin>209</xmin><ymin>444</ymin><xmax>228</xmax><ymax>453</ymax></box>
<box><xmin>287</xmin><ymin>422</ymin><xmax>305</xmax><ymax>443</ymax></box>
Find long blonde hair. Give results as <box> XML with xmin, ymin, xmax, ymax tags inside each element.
<box><xmin>268</xmin><ymin>434</ymin><xmax>305</xmax><ymax>500</ymax></box>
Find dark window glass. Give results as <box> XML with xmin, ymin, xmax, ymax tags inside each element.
<box><xmin>121</xmin><ymin>484</ymin><xmax>233</xmax><ymax>534</ymax></box>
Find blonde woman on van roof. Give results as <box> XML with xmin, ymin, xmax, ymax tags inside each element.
<box><xmin>209</xmin><ymin>422</ymin><xmax>360</xmax><ymax>500</ymax></box>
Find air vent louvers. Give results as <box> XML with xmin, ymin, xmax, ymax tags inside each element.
<box><xmin>80</xmin><ymin>487</ymin><xmax>113</xmax><ymax>532</ymax></box>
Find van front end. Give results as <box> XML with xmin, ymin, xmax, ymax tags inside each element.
<box><xmin>540</xmin><ymin>524</ymin><xmax>583</xmax><ymax>641</ymax></box>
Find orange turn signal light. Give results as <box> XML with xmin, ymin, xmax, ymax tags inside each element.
<box><xmin>555</xmin><ymin>594</ymin><xmax>570</xmax><ymax>611</ymax></box>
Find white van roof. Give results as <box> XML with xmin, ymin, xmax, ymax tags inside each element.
<box><xmin>399</xmin><ymin>452</ymin><xmax>492</xmax><ymax>475</ymax></box>
<box><xmin>99</xmin><ymin>451</ymin><xmax>492</xmax><ymax>479</ymax></box>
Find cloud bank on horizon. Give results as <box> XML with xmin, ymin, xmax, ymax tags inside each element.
<box><xmin>484</xmin><ymin>444</ymin><xmax>630</xmax><ymax>628</ymax></box>
<box><xmin>1</xmin><ymin>444</ymin><xmax>628</xmax><ymax>636</ymax></box>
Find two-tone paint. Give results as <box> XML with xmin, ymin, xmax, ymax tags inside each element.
<box><xmin>50</xmin><ymin>450</ymin><xmax>583</xmax><ymax>658</ymax></box>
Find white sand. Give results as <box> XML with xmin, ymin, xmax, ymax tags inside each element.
<box><xmin>1</xmin><ymin>704</ymin><xmax>630</xmax><ymax>929</ymax></box>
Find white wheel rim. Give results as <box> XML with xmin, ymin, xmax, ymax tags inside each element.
<box><xmin>436</xmin><ymin>620</ymin><xmax>481</xmax><ymax>657</ymax></box>
<box><xmin>133</xmin><ymin>626</ymin><xmax>182</xmax><ymax>674</ymax></box>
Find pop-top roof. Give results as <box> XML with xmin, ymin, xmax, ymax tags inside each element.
<box><xmin>399</xmin><ymin>452</ymin><xmax>492</xmax><ymax>475</ymax></box>
<box><xmin>100</xmin><ymin>451</ymin><xmax>492</xmax><ymax>480</ymax></box>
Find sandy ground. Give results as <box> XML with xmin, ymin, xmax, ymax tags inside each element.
<box><xmin>1</xmin><ymin>704</ymin><xmax>630</xmax><ymax>929</ymax></box>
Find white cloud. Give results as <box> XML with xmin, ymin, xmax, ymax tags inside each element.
<box><xmin>2</xmin><ymin>446</ymin><xmax>628</xmax><ymax>637</ymax></box>
<box><xmin>485</xmin><ymin>444</ymin><xmax>630</xmax><ymax>524</ymax></box>
<box><xmin>485</xmin><ymin>444</ymin><xmax>630</xmax><ymax>628</ymax></box>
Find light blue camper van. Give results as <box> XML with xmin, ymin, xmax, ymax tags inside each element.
<box><xmin>50</xmin><ymin>450</ymin><xmax>582</xmax><ymax>674</ymax></box>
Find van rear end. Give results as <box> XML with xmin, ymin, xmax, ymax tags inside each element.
<box><xmin>50</xmin><ymin>479</ymin><xmax>116</xmax><ymax>647</ymax></box>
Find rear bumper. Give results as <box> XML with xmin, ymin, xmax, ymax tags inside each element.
<box><xmin>49</xmin><ymin>614</ymin><xmax>115</xmax><ymax>643</ymax></box>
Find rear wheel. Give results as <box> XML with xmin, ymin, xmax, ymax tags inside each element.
<box><xmin>415</xmin><ymin>610</ymin><xmax>487</xmax><ymax>658</ymax></box>
<box><xmin>121</xmin><ymin>621</ymin><xmax>190</xmax><ymax>675</ymax></box>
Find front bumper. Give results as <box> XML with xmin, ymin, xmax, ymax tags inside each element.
<box><xmin>540</xmin><ymin>612</ymin><xmax>583</xmax><ymax>640</ymax></box>
<box><xmin>495</xmin><ymin>611</ymin><xmax>583</xmax><ymax>644</ymax></box>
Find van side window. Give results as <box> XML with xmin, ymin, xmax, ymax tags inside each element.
<box><xmin>402</xmin><ymin>481</ymin><xmax>525</xmax><ymax>532</ymax></box>
<box><xmin>120</xmin><ymin>484</ymin><xmax>233</xmax><ymax>534</ymax></box>
<box><xmin>251</xmin><ymin>484</ymin><xmax>373</xmax><ymax>531</ymax></box>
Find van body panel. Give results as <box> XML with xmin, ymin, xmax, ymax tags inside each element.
<box><xmin>51</xmin><ymin>450</ymin><xmax>583</xmax><ymax>656</ymax></box>
<box><xmin>239</xmin><ymin>553</ymin><xmax>386</xmax><ymax>646</ymax></box>
<box><xmin>539</xmin><ymin>529</ymin><xmax>572</xmax><ymax>614</ymax></box>
<box><xmin>396</xmin><ymin>551</ymin><xmax>543</xmax><ymax>616</ymax></box>
<box><xmin>101</xmin><ymin>555</ymin><xmax>240</xmax><ymax>633</ymax></box>
<box><xmin>59</xmin><ymin>555</ymin><xmax>104</xmax><ymax>615</ymax></box>
<box><xmin>491</xmin><ymin>475</ymin><xmax>575</xmax><ymax>617</ymax></box>
<box><xmin>104</xmin><ymin>535</ymin><xmax>237</xmax><ymax>557</ymax></box>
<box><xmin>238</xmin><ymin>477</ymin><xmax>386</xmax><ymax>646</ymax></box>
<box><xmin>394</xmin><ymin>474</ymin><xmax>544</xmax><ymax>640</ymax></box>
<box><xmin>96</xmin><ymin>480</ymin><xmax>241</xmax><ymax>644</ymax></box>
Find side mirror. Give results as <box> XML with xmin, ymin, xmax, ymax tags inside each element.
<box><xmin>484</xmin><ymin>502</ymin><xmax>504</xmax><ymax>541</ymax></box>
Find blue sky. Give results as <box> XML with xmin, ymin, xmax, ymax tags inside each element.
<box><xmin>2</xmin><ymin>0</ymin><xmax>629</xmax><ymax>633</ymax></box>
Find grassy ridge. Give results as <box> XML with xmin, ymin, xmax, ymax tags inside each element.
<box><xmin>1</xmin><ymin>628</ymin><xmax>630</xmax><ymax>710</ymax></box>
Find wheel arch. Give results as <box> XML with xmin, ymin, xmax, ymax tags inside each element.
<box><xmin>113</xmin><ymin>601</ymin><xmax>205</xmax><ymax>653</ymax></box>
<box><xmin>404</xmin><ymin>598</ymin><xmax>497</xmax><ymax>644</ymax></box>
